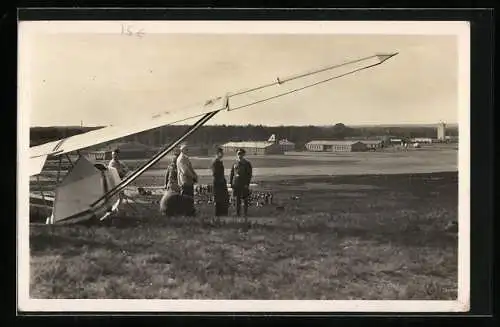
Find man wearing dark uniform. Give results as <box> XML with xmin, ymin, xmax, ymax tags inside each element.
<box><xmin>230</xmin><ymin>148</ymin><xmax>253</xmax><ymax>217</ymax></box>
<box><xmin>211</xmin><ymin>147</ymin><xmax>229</xmax><ymax>216</ymax></box>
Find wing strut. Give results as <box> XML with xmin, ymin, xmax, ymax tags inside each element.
<box><xmin>86</xmin><ymin>53</ymin><xmax>400</xmax><ymax>212</ymax></box>
<box><xmin>89</xmin><ymin>110</ymin><xmax>219</xmax><ymax>209</ymax></box>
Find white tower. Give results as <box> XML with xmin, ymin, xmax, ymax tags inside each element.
<box><xmin>437</xmin><ymin>122</ymin><xmax>446</xmax><ymax>141</ymax></box>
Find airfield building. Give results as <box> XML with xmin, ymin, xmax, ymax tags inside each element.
<box><xmin>389</xmin><ymin>138</ymin><xmax>403</xmax><ymax>145</ymax></box>
<box><xmin>278</xmin><ymin>138</ymin><xmax>296</xmax><ymax>152</ymax></box>
<box><xmin>267</xmin><ymin>134</ymin><xmax>295</xmax><ymax>152</ymax></box>
<box><xmin>305</xmin><ymin>140</ymin><xmax>368</xmax><ymax>152</ymax></box>
<box><xmin>411</xmin><ymin>137</ymin><xmax>433</xmax><ymax>144</ymax></box>
<box><xmin>359</xmin><ymin>140</ymin><xmax>384</xmax><ymax>150</ymax></box>
<box><xmin>221</xmin><ymin>141</ymin><xmax>284</xmax><ymax>155</ymax></box>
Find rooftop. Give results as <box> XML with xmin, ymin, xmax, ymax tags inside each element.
<box><xmin>306</xmin><ymin>140</ymin><xmax>365</xmax><ymax>146</ymax></box>
<box><xmin>359</xmin><ymin>140</ymin><xmax>384</xmax><ymax>144</ymax></box>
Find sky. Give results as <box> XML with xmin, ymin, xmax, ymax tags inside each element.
<box><xmin>25</xmin><ymin>32</ymin><xmax>459</xmax><ymax>127</ymax></box>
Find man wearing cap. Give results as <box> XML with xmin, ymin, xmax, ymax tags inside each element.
<box><xmin>176</xmin><ymin>143</ymin><xmax>198</xmax><ymax>216</ymax></box>
<box><xmin>211</xmin><ymin>147</ymin><xmax>229</xmax><ymax>216</ymax></box>
<box><xmin>230</xmin><ymin>148</ymin><xmax>253</xmax><ymax>217</ymax></box>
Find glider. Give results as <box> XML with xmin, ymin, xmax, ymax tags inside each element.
<box><xmin>28</xmin><ymin>53</ymin><xmax>398</xmax><ymax>224</ymax></box>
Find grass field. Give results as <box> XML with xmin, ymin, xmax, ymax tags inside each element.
<box><xmin>129</xmin><ymin>147</ymin><xmax>457</xmax><ymax>186</ymax></box>
<box><xmin>33</xmin><ymin>147</ymin><xmax>457</xmax><ymax>193</ymax></box>
<box><xmin>30</xmin><ymin>170</ymin><xmax>458</xmax><ymax>300</ymax></box>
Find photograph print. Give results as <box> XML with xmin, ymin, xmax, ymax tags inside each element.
<box><xmin>18</xmin><ymin>20</ymin><xmax>470</xmax><ymax>312</ymax></box>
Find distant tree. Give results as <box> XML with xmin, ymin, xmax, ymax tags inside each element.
<box><xmin>30</xmin><ymin>124</ymin><xmax>454</xmax><ymax>149</ymax></box>
<box><xmin>331</xmin><ymin>123</ymin><xmax>351</xmax><ymax>139</ymax></box>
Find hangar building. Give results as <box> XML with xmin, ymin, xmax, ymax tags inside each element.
<box><xmin>221</xmin><ymin>141</ymin><xmax>283</xmax><ymax>155</ymax></box>
<box><xmin>360</xmin><ymin>140</ymin><xmax>384</xmax><ymax>150</ymax></box>
<box><xmin>278</xmin><ymin>139</ymin><xmax>296</xmax><ymax>152</ymax></box>
<box><xmin>305</xmin><ymin>140</ymin><xmax>368</xmax><ymax>152</ymax></box>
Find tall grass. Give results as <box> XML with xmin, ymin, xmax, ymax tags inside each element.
<box><xmin>30</xmin><ymin>172</ymin><xmax>458</xmax><ymax>299</ymax></box>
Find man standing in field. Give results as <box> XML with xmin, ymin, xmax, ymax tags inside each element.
<box><xmin>160</xmin><ymin>147</ymin><xmax>182</xmax><ymax>216</ymax></box>
<box><xmin>176</xmin><ymin>143</ymin><xmax>198</xmax><ymax>216</ymax></box>
<box><xmin>230</xmin><ymin>148</ymin><xmax>253</xmax><ymax>217</ymax></box>
<box><xmin>164</xmin><ymin>147</ymin><xmax>181</xmax><ymax>193</ymax></box>
<box><xmin>211</xmin><ymin>147</ymin><xmax>229</xmax><ymax>216</ymax></box>
<box><xmin>108</xmin><ymin>148</ymin><xmax>129</xmax><ymax>179</ymax></box>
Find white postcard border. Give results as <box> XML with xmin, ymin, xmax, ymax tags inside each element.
<box><xmin>17</xmin><ymin>20</ymin><xmax>471</xmax><ymax>313</ymax></box>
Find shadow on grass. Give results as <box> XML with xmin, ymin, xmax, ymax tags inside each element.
<box><xmin>30</xmin><ymin>228</ymin><xmax>156</xmax><ymax>257</ymax></box>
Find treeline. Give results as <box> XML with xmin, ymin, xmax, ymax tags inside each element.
<box><xmin>30</xmin><ymin>126</ymin><xmax>103</xmax><ymax>146</ymax></box>
<box><xmin>30</xmin><ymin>123</ymin><xmax>459</xmax><ymax>149</ymax></box>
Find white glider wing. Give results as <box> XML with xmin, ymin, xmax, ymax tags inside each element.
<box><xmin>28</xmin><ymin>97</ymin><xmax>228</xmax><ymax>176</ymax></box>
<box><xmin>29</xmin><ymin>154</ymin><xmax>50</xmax><ymax>177</ymax></box>
<box><xmin>29</xmin><ymin>53</ymin><xmax>398</xmax><ymax>177</ymax></box>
